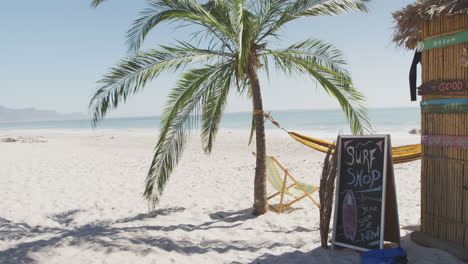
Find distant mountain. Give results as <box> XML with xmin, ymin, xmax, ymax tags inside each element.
<box><xmin>0</xmin><ymin>106</ymin><xmax>85</xmax><ymax>122</ymax></box>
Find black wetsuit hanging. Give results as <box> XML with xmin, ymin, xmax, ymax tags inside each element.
<box><xmin>409</xmin><ymin>51</ymin><xmax>422</xmax><ymax>101</ymax></box>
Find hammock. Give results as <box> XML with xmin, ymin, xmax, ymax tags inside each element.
<box><xmin>288</xmin><ymin>132</ymin><xmax>421</xmax><ymax>164</ymax></box>
<box><xmin>255</xmin><ymin>110</ymin><xmax>422</xmax><ymax>164</ymax></box>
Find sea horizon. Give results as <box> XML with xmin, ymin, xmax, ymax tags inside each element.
<box><xmin>0</xmin><ymin>107</ymin><xmax>421</xmax><ymax>136</ymax></box>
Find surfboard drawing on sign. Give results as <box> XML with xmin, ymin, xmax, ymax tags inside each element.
<box><xmin>343</xmin><ymin>190</ymin><xmax>357</xmax><ymax>241</ymax></box>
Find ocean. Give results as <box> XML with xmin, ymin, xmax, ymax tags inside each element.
<box><xmin>0</xmin><ymin>108</ymin><xmax>420</xmax><ymax>135</ymax></box>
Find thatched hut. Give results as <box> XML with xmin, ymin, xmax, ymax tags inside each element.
<box><xmin>393</xmin><ymin>0</ymin><xmax>468</xmax><ymax>258</ymax></box>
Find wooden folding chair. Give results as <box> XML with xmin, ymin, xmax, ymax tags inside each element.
<box><xmin>253</xmin><ymin>153</ymin><xmax>320</xmax><ymax>213</ymax></box>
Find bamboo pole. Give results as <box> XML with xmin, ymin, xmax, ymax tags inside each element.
<box><xmin>420</xmin><ymin>13</ymin><xmax>468</xmax><ymax>247</ymax></box>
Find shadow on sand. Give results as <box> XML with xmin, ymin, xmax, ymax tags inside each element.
<box><xmin>7</xmin><ymin>210</ymin><xmax>449</xmax><ymax>264</ymax></box>
<box><xmin>248</xmin><ymin>246</ymin><xmax>361</xmax><ymax>264</ymax></box>
<box><xmin>250</xmin><ymin>231</ymin><xmax>464</xmax><ymax>264</ymax></box>
<box><xmin>0</xmin><ymin>207</ymin><xmax>307</xmax><ymax>263</ymax></box>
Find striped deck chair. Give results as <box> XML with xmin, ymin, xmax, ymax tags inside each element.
<box><xmin>253</xmin><ymin>153</ymin><xmax>320</xmax><ymax>213</ymax></box>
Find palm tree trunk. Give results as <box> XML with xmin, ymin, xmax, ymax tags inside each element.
<box><xmin>247</xmin><ymin>65</ymin><xmax>268</xmax><ymax>215</ymax></box>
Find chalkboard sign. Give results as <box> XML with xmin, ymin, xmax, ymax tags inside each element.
<box><xmin>331</xmin><ymin>135</ymin><xmax>400</xmax><ymax>251</ymax></box>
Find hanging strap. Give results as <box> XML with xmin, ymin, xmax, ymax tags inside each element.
<box><xmin>253</xmin><ymin>110</ymin><xmax>288</xmax><ymax>132</ymax></box>
<box><xmin>409</xmin><ymin>51</ymin><xmax>422</xmax><ymax>101</ymax></box>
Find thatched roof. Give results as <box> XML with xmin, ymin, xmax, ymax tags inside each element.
<box><xmin>392</xmin><ymin>0</ymin><xmax>468</xmax><ymax>50</ymax></box>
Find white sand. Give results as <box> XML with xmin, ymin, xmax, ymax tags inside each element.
<box><xmin>0</xmin><ymin>130</ymin><xmax>464</xmax><ymax>264</ymax></box>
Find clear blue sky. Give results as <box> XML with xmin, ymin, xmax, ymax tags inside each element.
<box><xmin>1</xmin><ymin>0</ymin><xmax>417</xmax><ymax>118</ymax></box>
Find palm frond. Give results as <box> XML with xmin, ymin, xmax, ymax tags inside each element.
<box><xmin>264</xmin><ymin>43</ymin><xmax>372</xmax><ymax>134</ymax></box>
<box><xmin>144</xmin><ymin>63</ymin><xmax>233</xmax><ymax>207</ymax></box>
<box><xmin>258</xmin><ymin>0</ymin><xmax>369</xmax><ymax>42</ymax></box>
<box><xmin>307</xmin><ymin>64</ymin><xmax>371</xmax><ymax>135</ymax></box>
<box><xmin>295</xmin><ymin>0</ymin><xmax>369</xmax><ymax>17</ymax></box>
<box><xmin>248</xmin><ymin>111</ymin><xmax>256</xmax><ymax>145</ymax></box>
<box><xmin>262</xmin><ymin>38</ymin><xmax>350</xmax><ymax>78</ymax></box>
<box><xmin>126</xmin><ymin>0</ymin><xmax>236</xmax><ymax>54</ymax></box>
<box><xmin>252</xmin><ymin>0</ymin><xmax>287</xmax><ymax>40</ymax></box>
<box><xmin>201</xmin><ymin>0</ymin><xmax>237</xmax><ymax>52</ymax></box>
<box><xmin>234</xmin><ymin>0</ymin><xmax>248</xmax><ymax>76</ymax></box>
<box><xmin>89</xmin><ymin>46</ymin><xmax>225</xmax><ymax>125</ymax></box>
<box><xmin>200</xmin><ymin>64</ymin><xmax>234</xmax><ymax>153</ymax></box>
<box><xmin>91</xmin><ymin>0</ymin><xmax>106</xmax><ymax>8</ymax></box>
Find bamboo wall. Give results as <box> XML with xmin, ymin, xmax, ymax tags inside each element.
<box><xmin>420</xmin><ymin>13</ymin><xmax>468</xmax><ymax>248</ymax></box>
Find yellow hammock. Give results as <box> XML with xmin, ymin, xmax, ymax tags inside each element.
<box><xmin>288</xmin><ymin>131</ymin><xmax>421</xmax><ymax>164</ymax></box>
<box><xmin>255</xmin><ymin>110</ymin><xmax>422</xmax><ymax>164</ymax></box>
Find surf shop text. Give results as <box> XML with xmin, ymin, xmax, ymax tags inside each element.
<box><xmin>344</xmin><ymin>145</ymin><xmax>381</xmax><ymax>188</ymax></box>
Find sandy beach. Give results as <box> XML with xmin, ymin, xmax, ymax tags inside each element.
<box><xmin>0</xmin><ymin>130</ymin><xmax>464</xmax><ymax>263</ymax></box>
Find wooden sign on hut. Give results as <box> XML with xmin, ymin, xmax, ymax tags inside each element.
<box><xmin>393</xmin><ymin>0</ymin><xmax>468</xmax><ymax>260</ymax></box>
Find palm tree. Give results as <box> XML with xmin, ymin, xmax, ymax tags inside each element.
<box><xmin>90</xmin><ymin>0</ymin><xmax>372</xmax><ymax>215</ymax></box>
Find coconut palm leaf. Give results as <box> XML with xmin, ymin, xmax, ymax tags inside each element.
<box><xmin>248</xmin><ymin>114</ymin><xmax>256</xmax><ymax>145</ymax></box>
<box><xmin>263</xmin><ymin>47</ymin><xmax>372</xmax><ymax>134</ymax></box>
<box><xmin>126</xmin><ymin>0</ymin><xmax>237</xmax><ymax>53</ymax></box>
<box><xmin>251</xmin><ymin>0</ymin><xmax>288</xmax><ymax>40</ymax></box>
<box><xmin>263</xmin><ymin>38</ymin><xmax>350</xmax><ymax>78</ymax></box>
<box><xmin>257</xmin><ymin>0</ymin><xmax>369</xmax><ymax>42</ymax></box>
<box><xmin>232</xmin><ymin>0</ymin><xmax>255</xmax><ymax>77</ymax></box>
<box><xmin>200</xmin><ymin>64</ymin><xmax>234</xmax><ymax>153</ymax></box>
<box><xmin>90</xmin><ymin>44</ymin><xmax>226</xmax><ymax>125</ymax></box>
<box><xmin>292</xmin><ymin>0</ymin><xmax>369</xmax><ymax>17</ymax></box>
<box><xmin>144</xmin><ymin>62</ymin><xmax>233</xmax><ymax>206</ymax></box>
<box><xmin>91</xmin><ymin>0</ymin><xmax>106</xmax><ymax>8</ymax></box>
